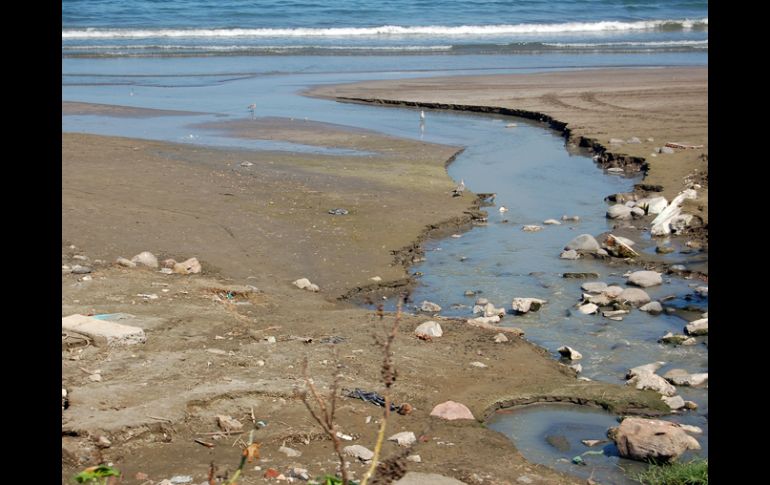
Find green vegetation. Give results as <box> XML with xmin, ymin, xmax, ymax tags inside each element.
<box><xmin>635</xmin><ymin>458</ymin><xmax>708</xmax><ymax>485</ymax></box>
<box><xmin>73</xmin><ymin>465</ymin><xmax>120</xmax><ymax>484</ymax></box>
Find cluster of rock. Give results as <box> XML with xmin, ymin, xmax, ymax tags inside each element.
<box><xmin>624</xmin><ymin>362</ymin><xmax>705</xmax><ymax>411</ymax></box>
<box><xmin>116</xmin><ymin>251</ymin><xmax>202</xmax><ymax>275</ymax></box>
<box><xmin>659</xmin><ymin>313</ymin><xmax>708</xmax><ymax>345</ymax></box>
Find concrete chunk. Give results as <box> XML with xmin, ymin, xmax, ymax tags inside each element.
<box><xmin>62</xmin><ymin>314</ymin><xmax>146</xmax><ymax>346</ymax></box>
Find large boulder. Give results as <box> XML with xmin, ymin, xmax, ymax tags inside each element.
<box><xmin>685</xmin><ymin>318</ymin><xmax>708</xmax><ymax>336</ymax></box>
<box><xmin>430</xmin><ymin>401</ymin><xmax>475</xmax><ymax>421</ymax></box>
<box><xmin>627</xmin><ymin>271</ymin><xmax>663</xmax><ymax>288</ymax></box>
<box><xmin>608</xmin><ymin>417</ymin><xmax>701</xmax><ymax>462</ymax></box>
<box><xmin>414</xmin><ymin>321</ymin><xmax>443</xmax><ymax>338</ymax></box>
<box><xmin>557</xmin><ymin>345</ymin><xmax>582</xmax><ymax>360</ymax></box>
<box><xmin>564</xmin><ymin>234</ymin><xmax>601</xmax><ymax>253</ymax></box>
<box><xmin>511</xmin><ymin>297</ymin><xmax>546</xmax><ymax>314</ymax></box>
<box><xmin>617</xmin><ymin>288</ymin><xmax>651</xmax><ymax>306</ymax></box>
<box><xmin>626</xmin><ymin>372</ymin><xmax>676</xmax><ymax>396</ymax></box>
<box><xmin>606</xmin><ymin>204</ymin><xmax>634</xmax><ymax>220</ymax></box>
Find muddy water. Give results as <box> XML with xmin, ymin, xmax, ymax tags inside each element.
<box><xmin>62</xmin><ymin>56</ymin><xmax>707</xmax><ymax>482</ymax></box>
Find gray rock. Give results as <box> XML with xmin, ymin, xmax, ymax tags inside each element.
<box><xmin>96</xmin><ymin>436</ymin><xmax>112</xmax><ymax>449</ymax></box>
<box><xmin>609</xmin><ymin>138</ymin><xmax>625</xmax><ymax>145</ymax></box>
<box><xmin>569</xmin><ymin>363</ymin><xmax>583</xmax><ymax>374</ymax></box>
<box><xmin>278</xmin><ymin>445</ymin><xmax>301</xmax><ymax>457</ymax></box>
<box><xmin>626</xmin><ymin>362</ymin><xmax>666</xmax><ymax>379</ymax></box>
<box><xmin>406</xmin><ymin>455</ymin><xmax>422</xmax><ymax>463</ymax></box>
<box><xmin>522</xmin><ymin>225</ymin><xmax>543</xmax><ymax>232</ymax></box>
<box><xmin>603</xmin><ymin>309</ymin><xmax>629</xmax><ymax>317</ymax></box>
<box><xmin>420</xmin><ymin>301</ymin><xmax>442</xmax><ymax>313</ymax></box>
<box><xmin>62</xmin><ymin>314</ymin><xmax>146</xmax><ymax>346</ymax></box>
<box><xmin>388</xmin><ymin>431</ymin><xmax>416</xmax><ymax>446</ymax></box>
<box><xmin>467</xmin><ymin>316</ymin><xmax>500</xmax><ymax>325</ymax></box>
<box><xmin>627</xmin><ymin>137</ymin><xmax>642</xmax><ymax>144</ymax></box>
<box><xmin>670</xmin><ymin>214</ymin><xmax>694</xmax><ymax>234</ymax></box>
<box><xmin>682</xmin><ymin>337</ymin><xmax>698</xmax><ymax>346</ymax></box>
<box><xmin>585</xmin><ymin>294</ymin><xmax>612</xmax><ymax>306</ymax></box>
<box><xmin>344</xmin><ymin>444</ymin><xmax>374</xmax><ymax>461</ymax></box>
<box><xmin>662</xmin><ymin>395</ymin><xmax>686</xmax><ymax>410</ymax></box>
<box><xmin>475</xmin><ymin>297</ymin><xmax>489</xmax><ymax>306</ymax></box>
<box><xmin>217</xmin><ymin>415</ymin><xmax>243</xmax><ymax>432</ymax></box>
<box><xmin>493</xmin><ymin>333</ymin><xmax>509</xmax><ymax>343</ymax></box>
<box><xmin>607</xmin><ymin>167</ymin><xmax>624</xmax><ymax>174</ymax></box>
<box><xmin>626</xmin><ymin>373</ymin><xmax>676</xmax><ymax>396</ymax></box>
<box><xmin>557</xmin><ymin>345</ymin><xmax>582</xmax><ymax>360</ymax></box>
<box><xmin>563</xmin><ymin>272</ymin><xmax>600</xmax><ymax>279</ymax></box>
<box><xmin>656</xmin><ymin>245</ymin><xmax>675</xmax><ymax>254</ymax></box>
<box><xmin>627</xmin><ymin>270</ymin><xmax>663</xmax><ymax>288</ymax></box>
<box><xmin>607</xmin><ymin>204</ymin><xmax>634</xmax><ymax>220</ymax></box>
<box><xmin>560</xmin><ymin>249</ymin><xmax>580</xmax><ymax>260</ymax></box>
<box><xmin>482</xmin><ymin>302</ymin><xmax>505</xmax><ymax>317</ymax></box>
<box><xmin>603</xmin><ymin>286</ymin><xmax>625</xmax><ymax>299</ymax></box>
<box><xmin>564</xmin><ymin>234</ymin><xmax>600</xmax><ymax>252</ymax></box>
<box><xmin>679</xmin><ymin>425</ymin><xmax>703</xmax><ymax>434</ymax></box>
<box><xmin>293</xmin><ymin>278</ymin><xmax>317</xmax><ymax>291</ymax></box>
<box><xmin>173</xmin><ymin>257</ymin><xmax>202</xmax><ymax>275</ymax></box>
<box><xmin>116</xmin><ymin>257</ymin><xmax>136</xmax><ymax>268</ymax></box>
<box><xmin>608</xmin><ymin>417</ymin><xmax>700</xmax><ymax>462</ymax></box>
<box><xmin>414</xmin><ymin>321</ymin><xmax>443</xmax><ymax>338</ymax></box>
<box><xmin>663</xmin><ymin>369</ymin><xmax>708</xmax><ymax>387</ymax></box>
<box><xmin>169</xmin><ymin>476</ymin><xmax>193</xmax><ymax>484</ymax></box>
<box><xmin>618</xmin><ymin>288</ymin><xmax>651</xmax><ymax>306</ymax></box>
<box><xmin>511</xmin><ymin>297</ymin><xmax>547</xmax><ymax>314</ymax></box>
<box><xmin>71</xmin><ymin>265</ymin><xmax>92</xmax><ymax>274</ymax></box>
<box><xmin>394</xmin><ymin>472</ymin><xmax>467</xmax><ymax>485</ymax></box>
<box><xmin>562</xmin><ymin>215</ymin><xmax>581</xmax><ymax>222</ymax></box>
<box><xmin>659</xmin><ymin>332</ymin><xmax>689</xmax><ymax>344</ymax></box>
<box><xmin>660</xmin><ymin>146</ymin><xmax>675</xmax><ymax>154</ymax></box>
<box><xmin>543</xmin><ymin>219</ymin><xmax>561</xmax><ymax>225</ymax></box>
<box><xmin>631</xmin><ymin>207</ymin><xmax>646</xmax><ymax>218</ymax></box>
<box><xmin>131</xmin><ymin>251</ymin><xmax>159</xmax><ymax>268</ymax></box>
<box><xmin>581</xmin><ymin>282</ymin><xmax>608</xmax><ymax>293</ymax></box>
<box><xmin>639</xmin><ymin>196</ymin><xmax>668</xmax><ymax>215</ymax></box>
<box><xmin>639</xmin><ymin>301</ymin><xmax>663</xmax><ymax>314</ymax></box>
<box><xmin>694</xmin><ymin>286</ymin><xmax>708</xmax><ymax>297</ymax></box>
<box><xmin>685</xmin><ymin>318</ymin><xmax>708</xmax><ymax>336</ymax></box>
<box><xmin>578</xmin><ymin>303</ymin><xmax>599</xmax><ymax>315</ymax></box>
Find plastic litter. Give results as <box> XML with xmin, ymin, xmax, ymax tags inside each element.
<box><xmin>328</xmin><ymin>208</ymin><xmax>349</xmax><ymax>215</ymax></box>
<box><xmin>344</xmin><ymin>388</ymin><xmax>412</xmax><ymax>415</ymax></box>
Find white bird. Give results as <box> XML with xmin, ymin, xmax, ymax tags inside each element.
<box><xmin>420</xmin><ymin>110</ymin><xmax>425</xmax><ymax>121</ymax></box>
<box><xmin>499</xmin><ymin>206</ymin><xmax>508</xmax><ymax>213</ymax></box>
<box><xmin>452</xmin><ymin>179</ymin><xmax>465</xmax><ymax>197</ymax></box>
<box><xmin>248</xmin><ymin>103</ymin><xmax>257</xmax><ymax>119</ymax></box>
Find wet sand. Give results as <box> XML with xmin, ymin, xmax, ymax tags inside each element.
<box><xmin>307</xmin><ymin>67</ymin><xmax>708</xmax><ymax>229</ymax></box>
<box><xmin>63</xmin><ymin>101</ymin><xmax>206</xmax><ymax>118</ymax></box>
<box><xmin>63</xmin><ymin>99</ymin><xmax>673</xmax><ymax>484</ymax></box>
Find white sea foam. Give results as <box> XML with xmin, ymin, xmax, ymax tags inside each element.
<box><xmin>62</xmin><ymin>19</ymin><xmax>708</xmax><ymax>39</ymax></box>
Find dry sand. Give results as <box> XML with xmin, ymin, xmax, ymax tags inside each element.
<box><xmin>62</xmin><ymin>71</ymin><xmax>697</xmax><ymax>484</ymax></box>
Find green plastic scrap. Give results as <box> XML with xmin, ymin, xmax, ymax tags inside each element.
<box><xmin>572</xmin><ymin>456</ymin><xmax>586</xmax><ymax>466</ymax></box>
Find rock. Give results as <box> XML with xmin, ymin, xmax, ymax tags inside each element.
<box><xmin>618</xmin><ymin>288</ymin><xmax>651</xmax><ymax>306</ymax></box>
<box><xmin>663</xmin><ymin>370</ymin><xmax>708</xmax><ymax>387</ymax></box>
<box><xmin>631</xmin><ymin>207</ymin><xmax>646</xmax><ymax>218</ymax></box>
<box><xmin>482</xmin><ymin>302</ymin><xmax>505</xmax><ymax>317</ymax></box>
<box><xmin>560</xmin><ymin>249</ymin><xmax>580</xmax><ymax>260</ymax></box>
<box><xmin>394</xmin><ymin>472</ymin><xmax>467</xmax><ymax>485</ymax></box>
<box><xmin>562</xmin><ymin>215</ymin><xmax>580</xmax><ymax>222</ymax></box>
<box><xmin>563</xmin><ymin>272</ymin><xmax>600</xmax><ymax>279</ymax></box>
<box><xmin>240</xmin><ymin>161</ymin><xmax>254</xmax><ymax>167</ymax></box>
<box><xmin>388</xmin><ymin>431</ymin><xmax>417</xmax><ymax>447</ymax></box>
<box><xmin>569</xmin><ymin>363</ymin><xmax>582</xmax><ymax>374</ymax></box>
<box><xmin>608</xmin><ymin>417</ymin><xmax>700</xmax><ymax>462</ymax></box>
<box><xmin>493</xmin><ymin>333</ymin><xmax>509</xmax><ymax>343</ymax></box>
<box><xmin>694</xmin><ymin>286</ymin><xmax>708</xmax><ymax>297</ymax></box>
<box><xmin>557</xmin><ymin>346</ymin><xmax>582</xmax><ymax>360</ymax></box>
<box><xmin>603</xmin><ymin>286</ymin><xmax>625</xmax><ymax>299</ymax></box>
<box><xmin>464</xmin><ymin>290</ymin><xmax>477</xmax><ymax>297</ymax></box>
<box><xmin>607</xmin><ymin>167</ymin><xmax>624</xmax><ymax>174</ymax></box>
<box><xmin>656</xmin><ymin>245</ymin><xmax>675</xmax><ymax>254</ymax></box>
<box><xmin>626</xmin><ymin>362</ymin><xmax>666</xmax><ymax>379</ymax></box>
<box><xmin>293</xmin><ymin>278</ymin><xmax>318</xmax><ymax>291</ymax></box>
<box><xmin>609</xmin><ymin>138</ymin><xmax>625</xmax><ymax>145</ymax></box>
<box><xmin>578</xmin><ymin>303</ymin><xmax>598</xmax><ymax>314</ymax></box>
<box><xmin>217</xmin><ymin>415</ymin><xmax>243</xmax><ymax>432</ymax></box>
<box><xmin>685</xmin><ymin>318</ymin><xmax>708</xmax><ymax>336</ymax></box>
<box><xmin>328</xmin><ymin>208</ymin><xmax>349</xmax><ymax>215</ymax></box>
<box><xmin>603</xmin><ymin>309</ymin><xmax>629</xmax><ymax>317</ymax></box>
<box><xmin>522</xmin><ymin>225</ymin><xmax>543</xmax><ymax>232</ymax></box>
<box><xmin>116</xmin><ymin>257</ymin><xmax>137</xmax><ymax>268</ymax></box>
<box><xmin>420</xmin><ymin>301</ymin><xmax>442</xmax><ymax>313</ymax></box>
<box><xmin>430</xmin><ymin>401</ymin><xmax>475</xmax><ymax>420</ymax></box>
<box><xmin>173</xmin><ymin>257</ymin><xmax>201</xmax><ymax>275</ymax></box>
<box><xmin>470</xmin><ymin>361</ymin><xmax>487</xmax><ymax>368</ymax></box>
<box><xmin>659</xmin><ymin>146</ymin><xmax>675</xmax><ymax>154</ymax></box>
<box><xmin>679</xmin><ymin>425</ymin><xmax>703</xmax><ymax>434</ymax></box>
<box><xmin>682</xmin><ymin>337</ymin><xmax>697</xmax><ymax>346</ymax></box>
<box><xmin>662</xmin><ymin>395</ymin><xmax>686</xmax><ymax>410</ymax></box>
<box><xmin>475</xmin><ymin>297</ymin><xmax>489</xmax><ymax>306</ymax></box>
<box><xmin>670</xmin><ymin>214</ymin><xmax>694</xmax><ymax>234</ymax></box>
<box><xmin>639</xmin><ymin>301</ymin><xmax>663</xmax><ymax>314</ymax></box>
<box><xmin>511</xmin><ymin>297</ymin><xmax>547</xmax><ymax>314</ymax></box>
<box><xmin>161</xmin><ymin>258</ymin><xmax>177</xmax><ymax>268</ymax></box>
<box><xmin>607</xmin><ymin>204</ymin><xmax>634</xmax><ymax>220</ymax></box>
<box><xmin>414</xmin><ymin>321</ymin><xmax>443</xmax><ymax>338</ymax></box>
<box><xmin>89</xmin><ymin>373</ymin><xmax>102</xmax><ymax>382</ymax></box>
<box><xmin>265</xmin><ymin>336</ymin><xmax>277</xmax><ymax>344</ymax></box>
<box><xmin>71</xmin><ymin>265</ymin><xmax>92</xmax><ymax>274</ymax></box>
<box><xmin>627</xmin><ymin>271</ymin><xmax>663</xmax><ymax>288</ymax></box>
<box><xmin>344</xmin><ymin>444</ymin><xmax>374</xmax><ymax>461</ymax></box>
<box><xmin>467</xmin><ymin>315</ymin><xmax>500</xmax><ymax>325</ymax></box>
<box><xmin>62</xmin><ymin>314</ymin><xmax>146</xmax><ymax>346</ymax></box>
<box><xmin>638</xmin><ymin>196</ymin><xmax>668</xmax><ymax>215</ymax></box>
<box><xmin>651</xmin><ymin>189</ymin><xmax>697</xmax><ymax>236</ymax></box>
<box><xmin>659</xmin><ymin>332</ymin><xmax>689</xmax><ymax>344</ymax></box>
<box><xmin>169</xmin><ymin>476</ymin><xmax>193</xmax><ymax>484</ymax></box>
<box><xmin>289</xmin><ymin>468</ymin><xmax>310</xmax><ymax>481</ymax></box>
<box><xmin>603</xmin><ymin>234</ymin><xmax>639</xmax><ymax>258</ymax></box>
<box><xmin>131</xmin><ymin>251</ymin><xmax>158</xmax><ymax>268</ymax></box>
<box><xmin>628</xmin><ymin>137</ymin><xmax>642</xmax><ymax>144</ymax></box>
<box><xmin>543</xmin><ymin>219</ymin><xmax>561</xmax><ymax>225</ymax></box>
<box><xmin>160</xmin><ymin>268</ymin><xmax>173</xmax><ymax>274</ymax></box>
<box><xmin>582</xmin><ymin>282</ymin><xmax>608</xmax><ymax>293</ymax></box>
<box><xmin>684</xmin><ymin>401</ymin><xmax>699</xmax><ymax>410</ymax></box>
<box><xmin>564</xmin><ymin>234</ymin><xmax>600</xmax><ymax>252</ymax></box>
<box><xmin>96</xmin><ymin>436</ymin><xmax>112</xmax><ymax>448</ymax></box>
<box><xmin>626</xmin><ymin>372</ymin><xmax>676</xmax><ymax>396</ymax></box>
<box><xmin>278</xmin><ymin>445</ymin><xmax>301</xmax><ymax>457</ymax></box>
<box><xmin>407</xmin><ymin>454</ymin><xmax>422</xmax><ymax>463</ymax></box>
<box><xmin>370</xmin><ymin>276</ymin><xmax>382</xmax><ymax>282</ymax></box>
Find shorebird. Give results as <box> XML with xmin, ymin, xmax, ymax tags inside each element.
<box><xmin>452</xmin><ymin>179</ymin><xmax>465</xmax><ymax>197</ymax></box>
<box><xmin>420</xmin><ymin>110</ymin><xmax>425</xmax><ymax>121</ymax></box>
<box><xmin>248</xmin><ymin>103</ymin><xmax>256</xmax><ymax>119</ymax></box>
<box><xmin>499</xmin><ymin>206</ymin><xmax>508</xmax><ymax>213</ymax></box>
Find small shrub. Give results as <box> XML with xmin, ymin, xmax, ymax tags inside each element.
<box><xmin>635</xmin><ymin>458</ymin><xmax>708</xmax><ymax>485</ymax></box>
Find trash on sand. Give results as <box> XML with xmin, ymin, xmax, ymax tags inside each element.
<box><xmin>344</xmin><ymin>388</ymin><xmax>412</xmax><ymax>415</ymax></box>
<box><xmin>328</xmin><ymin>208</ymin><xmax>349</xmax><ymax>215</ymax></box>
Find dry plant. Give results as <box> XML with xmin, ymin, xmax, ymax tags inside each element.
<box><xmin>296</xmin><ymin>348</ymin><xmax>351</xmax><ymax>484</ymax></box>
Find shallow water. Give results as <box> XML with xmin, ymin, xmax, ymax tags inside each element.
<box><xmin>62</xmin><ymin>52</ymin><xmax>707</xmax><ymax>481</ymax></box>
<box><xmin>487</xmin><ymin>403</ymin><xmax>707</xmax><ymax>485</ymax></box>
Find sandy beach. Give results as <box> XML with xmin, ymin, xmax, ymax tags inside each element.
<box><xmin>62</xmin><ymin>67</ymin><xmax>706</xmax><ymax>484</ymax></box>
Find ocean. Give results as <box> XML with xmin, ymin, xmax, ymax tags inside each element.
<box><xmin>63</xmin><ymin>0</ymin><xmax>707</xmax><ymax>58</ymax></box>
